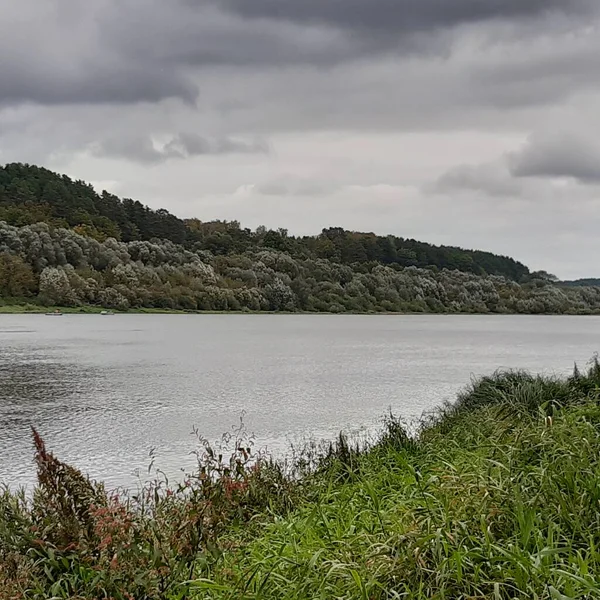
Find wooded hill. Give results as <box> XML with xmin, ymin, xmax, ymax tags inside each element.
<box><xmin>2</xmin><ymin>163</ymin><xmax>599</xmax><ymax>314</ymax></box>
<box><xmin>0</xmin><ymin>163</ymin><xmax>529</xmax><ymax>280</ymax></box>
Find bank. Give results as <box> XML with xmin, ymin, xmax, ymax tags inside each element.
<box><xmin>1</xmin><ymin>300</ymin><xmax>600</xmax><ymax>316</ymax></box>
<box><xmin>1</xmin><ymin>363</ymin><xmax>600</xmax><ymax>599</ymax></box>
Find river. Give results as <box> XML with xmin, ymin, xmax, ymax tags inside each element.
<box><xmin>1</xmin><ymin>314</ymin><xmax>598</xmax><ymax>489</ymax></box>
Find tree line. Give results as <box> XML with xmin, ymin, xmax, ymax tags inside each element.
<box><xmin>1</xmin><ymin>220</ymin><xmax>600</xmax><ymax>313</ymax></box>
<box><xmin>1</xmin><ymin>163</ymin><xmax>529</xmax><ymax>280</ymax></box>
<box><xmin>1</xmin><ymin>163</ymin><xmax>598</xmax><ymax>314</ymax></box>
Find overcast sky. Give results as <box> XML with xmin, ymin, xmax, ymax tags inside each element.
<box><xmin>1</xmin><ymin>0</ymin><xmax>599</xmax><ymax>278</ymax></box>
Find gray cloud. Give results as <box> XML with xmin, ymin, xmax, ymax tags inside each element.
<box><xmin>430</xmin><ymin>130</ymin><xmax>600</xmax><ymax>203</ymax></box>
<box><xmin>217</xmin><ymin>0</ymin><xmax>593</xmax><ymax>35</ymax></box>
<box><xmin>166</xmin><ymin>133</ymin><xmax>269</xmax><ymax>156</ymax></box>
<box><xmin>0</xmin><ymin>0</ymin><xmax>354</xmax><ymax>107</ymax></box>
<box><xmin>255</xmin><ymin>176</ymin><xmax>337</xmax><ymax>197</ymax></box>
<box><xmin>92</xmin><ymin>132</ymin><xmax>268</xmax><ymax>164</ymax></box>
<box><xmin>509</xmin><ymin>133</ymin><xmax>600</xmax><ymax>183</ymax></box>
<box><xmin>0</xmin><ymin>2</ymin><xmax>199</xmax><ymax>106</ymax></box>
<box><xmin>0</xmin><ymin>60</ymin><xmax>197</xmax><ymax>107</ymax></box>
<box><xmin>430</xmin><ymin>163</ymin><xmax>523</xmax><ymax>197</ymax></box>
<box><xmin>1</xmin><ymin>0</ymin><xmax>600</xmax><ymax>279</ymax></box>
<box><xmin>1</xmin><ymin>0</ymin><xmax>598</xmax><ymax>110</ymax></box>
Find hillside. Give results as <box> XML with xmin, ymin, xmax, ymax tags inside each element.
<box><xmin>0</xmin><ymin>163</ymin><xmax>528</xmax><ymax>280</ymax></box>
<box><xmin>1</xmin><ymin>163</ymin><xmax>600</xmax><ymax>314</ymax></box>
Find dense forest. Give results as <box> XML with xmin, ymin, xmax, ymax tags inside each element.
<box><xmin>0</xmin><ymin>164</ymin><xmax>528</xmax><ymax>277</ymax></box>
<box><xmin>1</xmin><ymin>162</ymin><xmax>599</xmax><ymax>314</ymax></box>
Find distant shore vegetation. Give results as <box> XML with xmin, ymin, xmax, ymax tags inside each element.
<box><xmin>1</xmin><ymin>163</ymin><xmax>600</xmax><ymax>314</ymax></box>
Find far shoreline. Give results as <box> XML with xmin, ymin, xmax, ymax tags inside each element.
<box><xmin>1</xmin><ymin>304</ymin><xmax>600</xmax><ymax>317</ymax></box>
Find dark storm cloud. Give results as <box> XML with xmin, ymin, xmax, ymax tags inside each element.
<box><xmin>0</xmin><ymin>1</ymin><xmax>198</xmax><ymax>106</ymax></box>
<box><xmin>216</xmin><ymin>0</ymin><xmax>593</xmax><ymax>35</ymax></box>
<box><xmin>510</xmin><ymin>133</ymin><xmax>600</xmax><ymax>183</ymax></box>
<box><xmin>0</xmin><ymin>66</ymin><xmax>197</xmax><ymax>107</ymax></box>
<box><xmin>1</xmin><ymin>0</ymin><xmax>598</xmax><ymax>108</ymax></box>
<box><xmin>0</xmin><ymin>0</ymin><xmax>352</xmax><ymax>107</ymax></box>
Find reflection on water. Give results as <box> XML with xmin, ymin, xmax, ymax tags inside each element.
<box><xmin>0</xmin><ymin>346</ymin><xmax>106</xmax><ymax>484</ymax></box>
<box><xmin>1</xmin><ymin>313</ymin><xmax>599</xmax><ymax>491</ymax></box>
<box><xmin>1</xmin><ymin>353</ymin><xmax>98</xmax><ymax>407</ymax></box>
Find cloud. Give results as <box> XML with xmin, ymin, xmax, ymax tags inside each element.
<box><xmin>509</xmin><ymin>132</ymin><xmax>600</xmax><ymax>183</ymax></box>
<box><xmin>0</xmin><ymin>0</ymin><xmax>354</xmax><ymax>107</ymax></box>
<box><xmin>430</xmin><ymin>162</ymin><xmax>523</xmax><ymax>197</ymax></box>
<box><xmin>1</xmin><ymin>0</ymin><xmax>598</xmax><ymax>110</ymax></box>
<box><xmin>255</xmin><ymin>176</ymin><xmax>337</xmax><ymax>197</ymax></box>
<box><xmin>1</xmin><ymin>0</ymin><xmax>600</xmax><ymax>280</ymax></box>
<box><xmin>431</xmin><ymin>128</ymin><xmax>600</xmax><ymax>197</ymax></box>
<box><xmin>91</xmin><ymin>132</ymin><xmax>269</xmax><ymax>164</ymax></box>
<box><xmin>0</xmin><ymin>2</ymin><xmax>198</xmax><ymax>107</ymax></box>
<box><xmin>217</xmin><ymin>0</ymin><xmax>593</xmax><ymax>36</ymax></box>
<box><xmin>165</xmin><ymin>133</ymin><xmax>269</xmax><ymax>157</ymax></box>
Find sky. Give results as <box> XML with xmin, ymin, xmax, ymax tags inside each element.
<box><xmin>1</xmin><ymin>1</ymin><xmax>599</xmax><ymax>278</ymax></box>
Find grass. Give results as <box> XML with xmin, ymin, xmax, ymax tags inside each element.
<box><xmin>0</xmin><ymin>300</ymin><xmax>186</xmax><ymax>314</ymax></box>
<box><xmin>5</xmin><ymin>298</ymin><xmax>599</xmax><ymax>317</ymax></box>
<box><xmin>201</xmin><ymin>365</ymin><xmax>600</xmax><ymax>600</ymax></box>
<box><xmin>1</xmin><ymin>362</ymin><xmax>600</xmax><ymax>598</ymax></box>
<box><xmin>0</xmin><ymin>304</ymin><xmax>120</xmax><ymax>314</ymax></box>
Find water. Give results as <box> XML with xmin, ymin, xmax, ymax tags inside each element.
<box><xmin>1</xmin><ymin>314</ymin><xmax>598</xmax><ymax>490</ymax></box>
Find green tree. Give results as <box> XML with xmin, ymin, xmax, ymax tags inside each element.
<box><xmin>0</xmin><ymin>253</ymin><xmax>37</xmax><ymax>296</ymax></box>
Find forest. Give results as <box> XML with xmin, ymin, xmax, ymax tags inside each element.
<box><xmin>1</xmin><ymin>162</ymin><xmax>599</xmax><ymax>314</ymax></box>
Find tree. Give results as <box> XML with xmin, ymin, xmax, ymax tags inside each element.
<box><xmin>38</xmin><ymin>267</ymin><xmax>78</xmax><ymax>306</ymax></box>
<box><xmin>0</xmin><ymin>254</ymin><xmax>36</xmax><ymax>297</ymax></box>
<box><xmin>529</xmin><ymin>270</ymin><xmax>559</xmax><ymax>282</ymax></box>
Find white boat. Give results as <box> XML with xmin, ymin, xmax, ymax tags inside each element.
<box><xmin>100</xmin><ymin>310</ymin><xmax>115</xmax><ymax>315</ymax></box>
<box><xmin>45</xmin><ymin>310</ymin><xmax>63</xmax><ymax>316</ymax></box>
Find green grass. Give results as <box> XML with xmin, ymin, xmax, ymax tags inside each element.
<box><xmin>0</xmin><ymin>304</ymin><xmax>117</xmax><ymax>314</ymax></box>
<box><xmin>2</xmin><ymin>363</ymin><xmax>600</xmax><ymax>599</ymax></box>
<box><xmin>0</xmin><ymin>300</ymin><xmax>186</xmax><ymax>314</ymax></box>
<box><xmin>0</xmin><ymin>304</ymin><xmax>291</xmax><ymax>315</ymax></box>
<box><xmin>198</xmin><ymin>367</ymin><xmax>600</xmax><ymax>600</ymax></box>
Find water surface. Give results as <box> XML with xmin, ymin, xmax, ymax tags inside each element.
<box><xmin>1</xmin><ymin>314</ymin><xmax>598</xmax><ymax>489</ymax></box>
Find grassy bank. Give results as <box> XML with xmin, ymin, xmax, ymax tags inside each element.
<box><xmin>0</xmin><ymin>304</ymin><xmax>304</xmax><ymax>315</ymax></box>
<box><xmin>0</xmin><ymin>301</ymin><xmax>187</xmax><ymax>314</ymax></box>
<box><xmin>2</xmin><ymin>303</ymin><xmax>600</xmax><ymax>317</ymax></box>
<box><xmin>2</xmin><ymin>364</ymin><xmax>600</xmax><ymax>599</ymax></box>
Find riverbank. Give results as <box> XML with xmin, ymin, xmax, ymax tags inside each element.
<box><xmin>2</xmin><ymin>364</ymin><xmax>600</xmax><ymax>598</ymax></box>
<box><xmin>0</xmin><ymin>304</ymin><xmax>314</xmax><ymax>315</ymax></box>
<box><xmin>204</xmin><ymin>366</ymin><xmax>600</xmax><ymax>600</ymax></box>
<box><xmin>0</xmin><ymin>303</ymin><xmax>186</xmax><ymax>314</ymax></box>
<box><xmin>1</xmin><ymin>302</ymin><xmax>600</xmax><ymax>316</ymax></box>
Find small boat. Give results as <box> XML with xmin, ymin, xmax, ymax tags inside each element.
<box><xmin>45</xmin><ymin>309</ymin><xmax>63</xmax><ymax>316</ymax></box>
<box><xmin>100</xmin><ymin>310</ymin><xmax>115</xmax><ymax>315</ymax></box>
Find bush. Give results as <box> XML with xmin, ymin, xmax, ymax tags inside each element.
<box><xmin>0</xmin><ymin>424</ymin><xmax>295</xmax><ymax>599</ymax></box>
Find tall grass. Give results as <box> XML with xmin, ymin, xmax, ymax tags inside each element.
<box><xmin>1</xmin><ymin>360</ymin><xmax>600</xmax><ymax>598</ymax></box>
<box><xmin>201</xmin><ymin>361</ymin><xmax>600</xmax><ymax>600</ymax></box>
<box><xmin>0</xmin><ymin>423</ymin><xmax>294</xmax><ymax>599</ymax></box>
